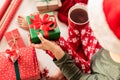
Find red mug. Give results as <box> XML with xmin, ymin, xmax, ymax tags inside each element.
<box><xmin>68</xmin><ymin>3</ymin><xmax>88</xmax><ymax>29</ymax></box>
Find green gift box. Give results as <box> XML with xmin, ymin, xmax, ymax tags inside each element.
<box><xmin>26</xmin><ymin>14</ymin><xmax>60</xmax><ymax>44</ymax></box>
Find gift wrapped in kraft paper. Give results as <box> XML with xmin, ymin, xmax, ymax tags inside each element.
<box><xmin>26</xmin><ymin>13</ymin><xmax>60</xmax><ymax>44</ymax></box>
<box><xmin>0</xmin><ymin>46</ymin><xmax>40</xmax><ymax>80</ymax></box>
<box><xmin>36</xmin><ymin>0</ymin><xmax>62</xmax><ymax>13</ymax></box>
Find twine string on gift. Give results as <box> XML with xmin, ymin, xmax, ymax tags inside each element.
<box><xmin>30</xmin><ymin>13</ymin><xmax>57</xmax><ymax>38</ymax></box>
<box><xmin>38</xmin><ymin>0</ymin><xmax>50</xmax><ymax>2</ymax></box>
<box><xmin>38</xmin><ymin>0</ymin><xmax>50</xmax><ymax>9</ymax></box>
<box><xmin>8</xmin><ymin>32</ymin><xmax>21</xmax><ymax>49</ymax></box>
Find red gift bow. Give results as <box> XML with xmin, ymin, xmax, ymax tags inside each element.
<box><xmin>30</xmin><ymin>13</ymin><xmax>57</xmax><ymax>38</ymax></box>
<box><xmin>5</xmin><ymin>49</ymin><xmax>19</xmax><ymax>63</ymax></box>
<box><xmin>8</xmin><ymin>32</ymin><xmax>21</xmax><ymax>49</ymax></box>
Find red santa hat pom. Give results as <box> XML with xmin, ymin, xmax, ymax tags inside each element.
<box><xmin>88</xmin><ymin>0</ymin><xmax>120</xmax><ymax>53</ymax></box>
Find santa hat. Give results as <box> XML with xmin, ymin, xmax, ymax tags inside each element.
<box><xmin>88</xmin><ymin>0</ymin><xmax>120</xmax><ymax>53</ymax></box>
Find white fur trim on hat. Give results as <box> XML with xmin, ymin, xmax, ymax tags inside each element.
<box><xmin>88</xmin><ymin>0</ymin><xmax>120</xmax><ymax>53</ymax></box>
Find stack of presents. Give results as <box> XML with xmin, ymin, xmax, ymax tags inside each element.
<box><xmin>0</xmin><ymin>0</ymin><xmax>101</xmax><ymax>79</ymax></box>
<box><xmin>0</xmin><ymin>0</ymin><xmax>62</xmax><ymax>80</ymax></box>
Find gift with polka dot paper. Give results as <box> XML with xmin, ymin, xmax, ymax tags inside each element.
<box><xmin>0</xmin><ymin>46</ymin><xmax>40</xmax><ymax>80</ymax></box>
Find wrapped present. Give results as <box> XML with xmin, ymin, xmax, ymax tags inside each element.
<box><xmin>0</xmin><ymin>46</ymin><xmax>40</xmax><ymax>80</ymax></box>
<box><xmin>5</xmin><ymin>29</ymin><xmax>26</xmax><ymax>49</ymax></box>
<box><xmin>36</xmin><ymin>0</ymin><xmax>62</xmax><ymax>13</ymax></box>
<box><xmin>26</xmin><ymin>13</ymin><xmax>60</xmax><ymax>44</ymax></box>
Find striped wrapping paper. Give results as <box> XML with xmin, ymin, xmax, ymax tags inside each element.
<box><xmin>0</xmin><ymin>0</ymin><xmax>22</xmax><ymax>41</ymax></box>
<box><xmin>0</xmin><ymin>0</ymin><xmax>12</xmax><ymax>20</ymax></box>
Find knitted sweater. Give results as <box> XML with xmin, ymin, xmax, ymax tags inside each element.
<box><xmin>54</xmin><ymin>49</ymin><xmax>120</xmax><ymax>80</ymax></box>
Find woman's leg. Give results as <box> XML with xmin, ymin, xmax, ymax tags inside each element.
<box><xmin>17</xmin><ymin>16</ymin><xmax>29</xmax><ymax>30</ymax></box>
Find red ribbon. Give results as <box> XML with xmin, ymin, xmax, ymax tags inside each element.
<box><xmin>5</xmin><ymin>49</ymin><xmax>19</xmax><ymax>62</ymax></box>
<box><xmin>30</xmin><ymin>13</ymin><xmax>57</xmax><ymax>38</ymax></box>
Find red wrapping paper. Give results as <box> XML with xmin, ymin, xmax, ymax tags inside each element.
<box><xmin>5</xmin><ymin>29</ymin><xmax>26</xmax><ymax>49</ymax></box>
<box><xmin>0</xmin><ymin>0</ymin><xmax>12</xmax><ymax>20</ymax></box>
<box><xmin>0</xmin><ymin>0</ymin><xmax>22</xmax><ymax>41</ymax></box>
<box><xmin>0</xmin><ymin>46</ymin><xmax>40</xmax><ymax>80</ymax></box>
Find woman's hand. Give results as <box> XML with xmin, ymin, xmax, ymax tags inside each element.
<box><xmin>30</xmin><ymin>33</ymin><xmax>65</xmax><ymax>60</ymax></box>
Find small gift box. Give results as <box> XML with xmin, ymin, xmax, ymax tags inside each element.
<box><xmin>0</xmin><ymin>46</ymin><xmax>40</xmax><ymax>80</ymax></box>
<box><xmin>36</xmin><ymin>0</ymin><xmax>62</xmax><ymax>13</ymax></box>
<box><xmin>26</xmin><ymin>13</ymin><xmax>60</xmax><ymax>44</ymax></box>
<box><xmin>5</xmin><ymin>29</ymin><xmax>26</xmax><ymax>49</ymax></box>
